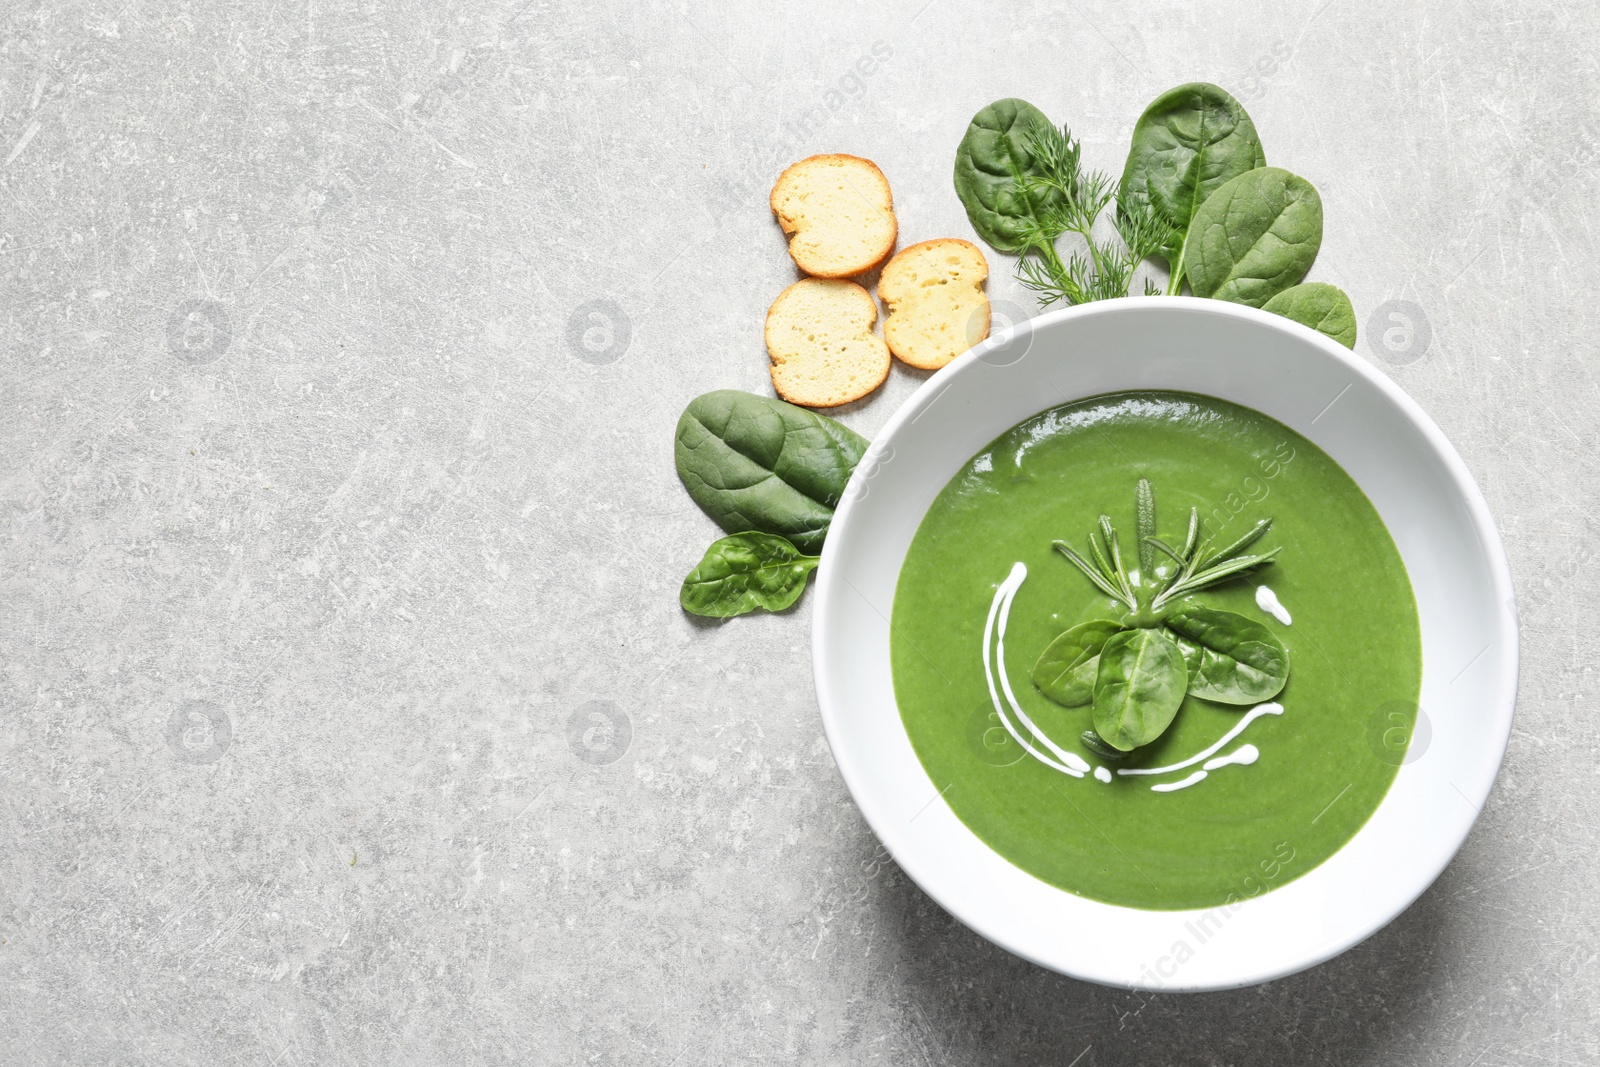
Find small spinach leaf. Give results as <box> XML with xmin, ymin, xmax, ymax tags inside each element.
<box><xmin>1080</xmin><ymin>729</ymin><xmax>1129</xmax><ymax>762</ymax></box>
<box><xmin>1164</xmin><ymin>605</ymin><xmax>1289</xmax><ymax>704</ymax></box>
<box><xmin>675</xmin><ymin>390</ymin><xmax>868</xmax><ymax>555</ymax></box>
<box><xmin>1181</xmin><ymin>167</ymin><xmax>1323</xmax><ymax>307</ymax></box>
<box><xmin>680</xmin><ymin>532</ymin><xmax>820</xmax><ymax>618</ymax></box>
<box><xmin>953</xmin><ymin>98</ymin><xmax>1063</xmax><ymax>254</ymax></box>
<box><xmin>1118</xmin><ymin>83</ymin><xmax>1266</xmax><ymax>285</ymax></box>
<box><xmin>1092</xmin><ymin>627</ymin><xmax>1189</xmax><ymax>751</ymax></box>
<box><xmin>1032</xmin><ymin>620</ymin><xmax>1127</xmax><ymax>707</ymax></box>
<box><xmin>1262</xmin><ymin>283</ymin><xmax>1357</xmax><ymax>348</ymax></box>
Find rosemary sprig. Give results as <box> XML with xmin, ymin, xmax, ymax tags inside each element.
<box><xmin>1135</xmin><ymin>477</ymin><xmax>1157</xmax><ymax>576</ymax></box>
<box><xmin>1053</xmin><ymin>539</ymin><xmax>1135</xmax><ymax>612</ymax></box>
<box><xmin>1180</xmin><ymin>506</ymin><xmax>1200</xmax><ymax>559</ymax></box>
<box><xmin>1010</xmin><ymin>125</ymin><xmax>1176</xmax><ymax>307</ymax></box>
<box><xmin>1054</xmin><ymin>484</ymin><xmax>1278</xmax><ymax>614</ymax></box>
<box><xmin>1146</xmin><ymin>513</ymin><xmax>1279</xmax><ymax>611</ymax></box>
<box><xmin>1205</xmin><ymin>517</ymin><xmax>1273</xmax><ymax>565</ymax></box>
<box><xmin>1052</xmin><ymin>509</ymin><xmax>1142</xmax><ymax>613</ymax></box>
<box><xmin>1053</xmin><ymin>516</ymin><xmax>1139</xmax><ymax>613</ymax></box>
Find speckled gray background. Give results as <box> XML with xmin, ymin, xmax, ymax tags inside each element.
<box><xmin>2</xmin><ymin>0</ymin><xmax>1595</xmax><ymax>1063</ymax></box>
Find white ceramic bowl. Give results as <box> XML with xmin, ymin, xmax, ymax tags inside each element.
<box><xmin>812</xmin><ymin>297</ymin><xmax>1517</xmax><ymax>991</ymax></box>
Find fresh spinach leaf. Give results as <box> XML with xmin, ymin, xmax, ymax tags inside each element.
<box><xmin>675</xmin><ymin>390</ymin><xmax>868</xmax><ymax>555</ymax></box>
<box><xmin>953</xmin><ymin>98</ymin><xmax>1063</xmax><ymax>254</ymax></box>
<box><xmin>1164</xmin><ymin>605</ymin><xmax>1289</xmax><ymax>705</ymax></box>
<box><xmin>1181</xmin><ymin>167</ymin><xmax>1323</xmax><ymax>307</ymax></box>
<box><xmin>1032</xmin><ymin>619</ymin><xmax>1127</xmax><ymax>707</ymax></box>
<box><xmin>1262</xmin><ymin>283</ymin><xmax>1357</xmax><ymax>348</ymax></box>
<box><xmin>1118</xmin><ymin>83</ymin><xmax>1266</xmax><ymax>289</ymax></box>
<box><xmin>1092</xmin><ymin>627</ymin><xmax>1189</xmax><ymax>751</ymax></box>
<box><xmin>680</xmin><ymin>532</ymin><xmax>820</xmax><ymax>618</ymax></box>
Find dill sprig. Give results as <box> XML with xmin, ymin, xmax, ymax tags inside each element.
<box><xmin>1009</xmin><ymin>124</ymin><xmax>1176</xmax><ymax>306</ymax></box>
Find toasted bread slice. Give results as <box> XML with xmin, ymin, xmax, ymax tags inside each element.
<box><xmin>764</xmin><ymin>279</ymin><xmax>891</xmax><ymax>408</ymax></box>
<box><xmin>770</xmin><ymin>155</ymin><xmax>897</xmax><ymax>278</ymax></box>
<box><xmin>877</xmin><ymin>239</ymin><xmax>991</xmax><ymax>370</ymax></box>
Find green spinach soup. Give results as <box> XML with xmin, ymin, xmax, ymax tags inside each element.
<box><xmin>890</xmin><ymin>391</ymin><xmax>1421</xmax><ymax>910</ymax></box>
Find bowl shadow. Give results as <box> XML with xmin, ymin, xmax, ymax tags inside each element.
<box><xmin>866</xmin><ymin>848</ymin><xmax>1458</xmax><ymax>1066</ymax></box>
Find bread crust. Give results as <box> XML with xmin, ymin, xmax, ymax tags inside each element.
<box><xmin>769</xmin><ymin>154</ymin><xmax>898</xmax><ymax>278</ymax></box>
<box><xmin>764</xmin><ymin>278</ymin><xmax>891</xmax><ymax>408</ymax></box>
<box><xmin>877</xmin><ymin>238</ymin><xmax>991</xmax><ymax>371</ymax></box>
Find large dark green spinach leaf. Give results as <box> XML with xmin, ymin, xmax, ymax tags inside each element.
<box><xmin>1262</xmin><ymin>283</ymin><xmax>1357</xmax><ymax>348</ymax></box>
<box><xmin>1118</xmin><ymin>83</ymin><xmax>1265</xmax><ymax>282</ymax></box>
<box><xmin>1165</xmin><ymin>605</ymin><xmax>1289</xmax><ymax>705</ymax></box>
<box><xmin>1032</xmin><ymin>620</ymin><xmax>1126</xmax><ymax>707</ymax></box>
<box><xmin>1182</xmin><ymin>167</ymin><xmax>1323</xmax><ymax>307</ymax></box>
<box><xmin>1092</xmin><ymin>627</ymin><xmax>1188</xmax><ymax>751</ymax></box>
<box><xmin>680</xmin><ymin>532</ymin><xmax>820</xmax><ymax>618</ymax></box>
<box><xmin>675</xmin><ymin>390</ymin><xmax>868</xmax><ymax>555</ymax></box>
<box><xmin>953</xmin><ymin>98</ymin><xmax>1063</xmax><ymax>254</ymax></box>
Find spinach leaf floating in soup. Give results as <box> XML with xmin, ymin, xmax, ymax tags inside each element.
<box><xmin>1031</xmin><ymin>620</ymin><xmax>1124</xmax><ymax>707</ymax></box>
<box><xmin>1092</xmin><ymin>627</ymin><xmax>1189</xmax><ymax>751</ymax></box>
<box><xmin>1165</xmin><ymin>606</ymin><xmax>1291</xmax><ymax>705</ymax></box>
<box><xmin>1032</xmin><ymin>479</ymin><xmax>1291</xmax><ymax>752</ymax></box>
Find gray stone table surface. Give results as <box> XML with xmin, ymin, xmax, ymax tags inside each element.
<box><xmin>2</xmin><ymin>0</ymin><xmax>1596</xmax><ymax>1063</ymax></box>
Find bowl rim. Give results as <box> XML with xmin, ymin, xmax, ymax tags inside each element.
<box><xmin>811</xmin><ymin>295</ymin><xmax>1519</xmax><ymax>989</ymax></box>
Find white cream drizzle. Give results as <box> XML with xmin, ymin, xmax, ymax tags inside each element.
<box><xmin>982</xmin><ymin>563</ymin><xmax>1089</xmax><ymax>777</ymax></box>
<box><xmin>1256</xmin><ymin>585</ymin><xmax>1292</xmax><ymax>625</ymax></box>
<box><xmin>1117</xmin><ymin>703</ymin><xmax>1283</xmax><ymax>777</ymax></box>
<box><xmin>1203</xmin><ymin>744</ymin><xmax>1259</xmax><ymax>771</ymax></box>
<box><xmin>977</xmin><ymin>564</ymin><xmax>1282</xmax><ymax>796</ymax></box>
<box><xmin>1146</xmin><ymin>744</ymin><xmax>1261</xmax><ymax>794</ymax></box>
